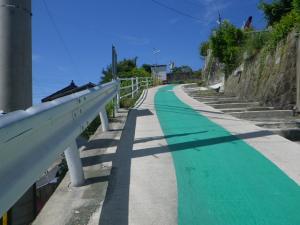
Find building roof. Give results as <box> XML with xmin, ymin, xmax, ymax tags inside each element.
<box><xmin>151</xmin><ymin>64</ymin><xmax>167</xmax><ymax>68</ymax></box>
<box><xmin>41</xmin><ymin>81</ymin><xmax>96</xmax><ymax>102</ymax></box>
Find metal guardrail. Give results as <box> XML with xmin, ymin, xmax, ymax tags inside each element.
<box><xmin>0</xmin><ymin>76</ymin><xmax>154</xmax><ymax>217</ymax></box>
<box><xmin>0</xmin><ymin>81</ymin><xmax>119</xmax><ymax>217</ymax></box>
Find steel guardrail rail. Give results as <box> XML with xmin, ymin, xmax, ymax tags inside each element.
<box><xmin>0</xmin><ymin>80</ymin><xmax>119</xmax><ymax>216</ymax></box>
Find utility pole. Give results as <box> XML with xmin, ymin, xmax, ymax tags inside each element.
<box><xmin>0</xmin><ymin>0</ymin><xmax>32</xmax><ymax>112</ymax></box>
<box><xmin>296</xmin><ymin>33</ymin><xmax>300</xmax><ymax>113</ymax></box>
<box><xmin>112</xmin><ymin>45</ymin><xmax>117</xmax><ymax>80</ymax></box>
<box><xmin>0</xmin><ymin>1</ymin><xmax>35</xmax><ymax>225</ymax></box>
<box><xmin>112</xmin><ymin>45</ymin><xmax>119</xmax><ymax>115</ymax></box>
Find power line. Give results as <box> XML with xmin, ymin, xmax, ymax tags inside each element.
<box><xmin>183</xmin><ymin>0</ymin><xmax>202</xmax><ymax>7</ymax></box>
<box><xmin>150</xmin><ymin>0</ymin><xmax>202</xmax><ymax>22</ymax></box>
<box><xmin>41</xmin><ymin>0</ymin><xmax>81</xmax><ymax>76</ymax></box>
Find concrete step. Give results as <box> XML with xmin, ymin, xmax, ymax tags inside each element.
<box><xmin>221</xmin><ymin>107</ymin><xmax>274</xmax><ymax>113</ymax></box>
<box><xmin>210</xmin><ymin>102</ymin><xmax>260</xmax><ymax>109</ymax></box>
<box><xmin>246</xmin><ymin>107</ymin><xmax>275</xmax><ymax>111</ymax></box>
<box><xmin>269</xmin><ymin>128</ymin><xmax>300</xmax><ymax>141</ymax></box>
<box><xmin>191</xmin><ymin>94</ymin><xmax>228</xmax><ymax>98</ymax></box>
<box><xmin>230</xmin><ymin>110</ymin><xmax>294</xmax><ymax>119</ymax></box>
<box><xmin>195</xmin><ymin>97</ymin><xmax>238</xmax><ymax>101</ymax></box>
<box><xmin>221</xmin><ymin>108</ymin><xmax>248</xmax><ymax>113</ymax></box>
<box><xmin>255</xmin><ymin>121</ymin><xmax>300</xmax><ymax>129</ymax></box>
<box><xmin>203</xmin><ymin>99</ymin><xmax>246</xmax><ymax>104</ymax></box>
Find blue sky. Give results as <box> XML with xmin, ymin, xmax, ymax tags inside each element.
<box><xmin>32</xmin><ymin>0</ymin><xmax>266</xmax><ymax>103</ymax></box>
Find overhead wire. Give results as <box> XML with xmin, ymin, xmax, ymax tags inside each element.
<box><xmin>150</xmin><ymin>0</ymin><xmax>202</xmax><ymax>22</ymax></box>
<box><xmin>183</xmin><ymin>0</ymin><xmax>202</xmax><ymax>7</ymax></box>
<box><xmin>183</xmin><ymin>0</ymin><xmax>226</xmax><ymax>25</ymax></box>
<box><xmin>41</xmin><ymin>0</ymin><xmax>81</xmax><ymax>77</ymax></box>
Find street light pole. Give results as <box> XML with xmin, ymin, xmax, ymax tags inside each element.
<box><xmin>0</xmin><ymin>1</ymin><xmax>35</xmax><ymax>224</ymax></box>
<box><xmin>0</xmin><ymin>0</ymin><xmax>32</xmax><ymax>112</ymax></box>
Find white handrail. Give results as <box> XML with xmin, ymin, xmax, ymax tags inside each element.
<box><xmin>0</xmin><ymin>81</ymin><xmax>118</xmax><ymax>216</ymax></box>
<box><xmin>120</xmin><ymin>92</ymin><xmax>133</xmax><ymax>99</ymax></box>
<box><xmin>120</xmin><ymin>85</ymin><xmax>132</xmax><ymax>90</ymax></box>
<box><xmin>119</xmin><ymin>77</ymin><xmax>153</xmax><ymax>99</ymax></box>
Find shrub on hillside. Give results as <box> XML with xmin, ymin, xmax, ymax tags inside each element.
<box><xmin>199</xmin><ymin>41</ymin><xmax>210</xmax><ymax>57</ymax></box>
<box><xmin>259</xmin><ymin>0</ymin><xmax>293</xmax><ymax>26</ymax></box>
<box><xmin>242</xmin><ymin>31</ymin><xmax>271</xmax><ymax>58</ymax></box>
<box><xmin>294</xmin><ymin>0</ymin><xmax>300</xmax><ymax>13</ymax></box>
<box><xmin>267</xmin><ymin>11</ymin><xmax>300</xmax><ymax>49</ymax></box>
<box><xmin>210</xmin><ymin>21</ymin><xmax>244</xmax><ymax>77</ymax></box>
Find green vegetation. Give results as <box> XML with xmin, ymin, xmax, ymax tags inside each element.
<box><xmin>199</xmin><ymin>0</ymin><xmax>300</xmax><ymax>80</ymax></box>
<box><xmin>199</xmin><ymin>41</ymin><xmax>210</xmax><ymax>57</ymax></box>
<box><xmin>101</xmin><ymin>58</ymin><xmax>151</xmax><ymax>83</ymax></box>
<box><xmin>168</xmin><ymin>65</ymin><xmax>202</xmax><ymax>84</ymax></box>
<box><xmin>172</xmin><ymin>65</ymin><xmax>193</xmax><ymax>74</ymax></box>
<box><xmin>120</xmin><ymin>90</ymin><xmax>144</xmax><ymax>108</ymax></box>
<box><xmin>259</xmin><ymin>0</ymin><xmax>293</xmax><ymax>26</ymax></box>
<box><xmin>210</xmin><ymin>21</ymin><xmax>244</xmax><ymax>77</ymax></box>
<box><xmin>242</xmin><ymin>31</ymin><xmax>271</xmax><ymax>58</ymax></box>
<box><xmin>268</xmin><ymin>10</ymin><xmax>300</xmax><ymax>49</ymax></box>
<box><xmin>81</xmin><ymin>116</ymin><xmax>101</xmax><ymax>139</ymax></box>
<box><xmin>80</xmin><ymin>58</ymin><xmax>153</xmax><ymax>139</ymax></box>
<box><xmin>294</xmin><ymin>0</ymin><xmax>300</xmax><ymax>13</ymax></box>
<box><xmin>81</xmin><ymin>101</ymin><xmax>115</xmax><ymax>139</ymax></box>
<box><xmin>142</xmin><ymin>64</ymin><xmax>152</xmax><ymax>73</ymax></box>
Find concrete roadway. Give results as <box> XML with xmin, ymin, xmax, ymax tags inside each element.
<box><xmin>34</xmin><ymin>85</ymin><xmax>300</xmax><ymax>225</ymax></box>
<box><xmin>99</xmin><ymin>84</ymin><xmax>300</xmax><ymax>225</ymax></box>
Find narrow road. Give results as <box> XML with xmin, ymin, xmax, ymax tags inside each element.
<box><xmin>99</xmin><ymin>85</ymin><xmax>300</xmax><ymax>225</ymax></box>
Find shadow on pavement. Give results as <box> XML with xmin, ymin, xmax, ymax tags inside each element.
<box><xmin>82</xmin><ymin>129</ymin><xmax>273</xmax><ymax>168</ymax></box>
<box><xmin>94</xmin><ymin>107</ymin><xmax>274</xmax><ymax>225</ymax></box>
<box><xmin>83</xmin><ymin>139</ymin><xmax>120</xmax><ymax>151</ymax></box>
<box><xmin>134</xmin><ymin>131</ymin><xmax>208</xmax><ymax>144</ymax></box>
<box><xmin>83</xmin><ymin>175</ymin><xmax>110</xmax><ymax>186</ymax></box>
<box><xmin>98</xmin><ymin>109</ymin><xmax>152</xmax><ymax>225</ymax></box>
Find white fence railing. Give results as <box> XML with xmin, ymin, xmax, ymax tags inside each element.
<box><xmin>119</xmin><ymin>77</ymin><xmax>153</xmax><ymax>100</ymax></box>
<box><xmin>0</xmin><ymin>77</ymin><xmax>153</xmax><ymax>217</ymax></box>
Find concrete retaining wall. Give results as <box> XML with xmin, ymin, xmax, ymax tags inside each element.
<box><xmin>225</xmin><ymin>31</ymin><xmax>297</xmax><ymax>109</ymax></box>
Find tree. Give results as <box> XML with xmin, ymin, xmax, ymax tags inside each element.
<box><xmin>259</xmin><ymin>0</ymin><xmax>293</xmax><ymax>26</ymax></box>
<box><xmin>293</xmin><ymin>0</ymin><xmax>300</xmax><ymax>13</ymax></box>
<box><xmin>210</xmin><ymin>21</ymin><xmax>244</xmax><ymax>77</ymax></box>
<box><xmin>193</xmin><ymin>69</ymin><xmax>202</xmax><ymax>78</ymax></box>
<box><xmin>142</xmin><ymin>64</ymin><xmax>152</xmax><ymax>73</ymax></box>
<box><xmin>172</xmin><ymin>65</ymin><xmax>193</xmax><ymax>74</ymax></box>
<box><xmin>199</xmin><ymin>41</ymin><xmax>210</xmax><ymax>57</ymax></box>
<box><xmin>101</xmin><ymin>58</ymin><xmax>151</xmax><ymax>84</ymax></box>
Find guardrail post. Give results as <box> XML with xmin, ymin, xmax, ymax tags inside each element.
<box><xmin>64</xmin><ymin>141</ymin><xmax>85</xmax><ymax>187</ymax></box>
<box><xmin>116</xmin><ymin>86</ymin><xmax>120</xmax><ymax>111</ymax></box>
<box><xmin>146</xmin><ymin>78</ymin><xmax>149</xmax><ymax>89</ymax></box>
<box><xmin>131</xmin><ymin>77</ymin><xmax>134</xmax><ymax>98</ymax></box>
<box><xmin>99</xmin><ymin>107</ymin><xmax>109</xmax><ymax>132</ymax></box>
<box><xmin>136</xmin><ymin>77</ymin><xmax>139</xmax><ymax>93</ymax></box>
<box><xmin>296</xmin><ymin>33</ymin><xmax>300</xmax><ymax>113</ymax></box>
<box><xmin>113</xmin><ymin>79</ymin><xmax>120</xmax><ymax>116</ymax></box>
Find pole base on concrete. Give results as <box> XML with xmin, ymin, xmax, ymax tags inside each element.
<box><xmin>64</xmin><ymin>142</ymin><xmax>85</xmax><ymax>187</ymax></box>
<box><xmin>99</xmin><ymin>108</ymin><xmax>109</xmax><ymax>132</ymax></box>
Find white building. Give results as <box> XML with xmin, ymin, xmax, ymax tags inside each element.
<box><xmin>151</xmin><ymin>65</ymin><xmax>167</xmax><ymax>81</ymax></box>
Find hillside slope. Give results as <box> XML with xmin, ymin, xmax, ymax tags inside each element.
<box><xmin>225</xmin><ymin>31</ymin><xmax>297</xmax><ymax>109</ymax></box>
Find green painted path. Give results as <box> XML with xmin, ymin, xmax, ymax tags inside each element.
<box><xmin>155</xmin><ymin>85</ymin><xmax>300</xmax><ymax>225</ymax></box>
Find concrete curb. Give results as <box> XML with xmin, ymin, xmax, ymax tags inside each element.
<box><xmin>133</xmin><ymin>88</ymin><xmax>147</xmax><ymax>109</ymax></box>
